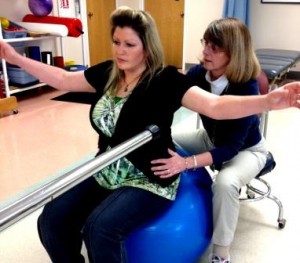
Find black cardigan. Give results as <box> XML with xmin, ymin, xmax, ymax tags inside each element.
<box><xmin>187</xmin><ymin>64</ymin><xmax>262</xmax><ymax>169</ymax></box>
<box><xmin>84</xmin><ymin>61</ymin><xmax>192</xmax><ymax>187</ymax></box>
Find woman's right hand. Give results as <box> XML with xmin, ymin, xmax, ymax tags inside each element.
<box><xmin>267</xmin><ymin>82</ymin><xmax>300</xmax><ymax>110</ymax></box>
<box><xmin>151</xmin><ymin>148</ymin><xmax>187</xmax><ymax>178</ymax></box>
<box><xmin>0</xmin><ymin>40</ymin><xmax>20</xmax><ymax>65</ymax></box>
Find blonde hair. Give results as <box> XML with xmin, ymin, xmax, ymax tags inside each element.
<box><xmin>105</xmin><ymin>6</ymin><xmax>164</xmax><ymax>93</ymax></box>
<box><xmin>202</xmin><ymin>17</ymin><xmax>261</xmax><ymax>83</ymax></box>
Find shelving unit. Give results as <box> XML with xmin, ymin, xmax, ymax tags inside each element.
<box><xmin>0</xmin><ymin>0</ymin><xmax>85</xmax><ymax>100</ymax></box>
<box><xmin>0</xmin><ymin>25</ymin><xmax>62</xmax><ymax>98</ymax></box>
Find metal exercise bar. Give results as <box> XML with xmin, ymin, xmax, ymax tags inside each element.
<box><xmin>0</xmin><ymin>125</ymin><xmax>159</xmax><ymax>232</ymax></box>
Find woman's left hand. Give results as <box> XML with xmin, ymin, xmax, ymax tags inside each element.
<box><xmin>151</xmin><ymin>148</ymin><xmax>186</xmax><ymax>178</ymax></box>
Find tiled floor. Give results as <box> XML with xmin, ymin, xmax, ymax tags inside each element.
<box><xmin>0</xmin><ymin>87</ymin><xmax>98</xmax><ymax>204</ymax></box>
<box><xmin>0</xmin><ymin>85</ymin><xmax>300</xmax><ymax>262</ymax></box>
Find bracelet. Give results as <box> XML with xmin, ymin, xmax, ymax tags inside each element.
<box><xmin>192</xmin><ymin>155</ymin><xmax>197</xmax><ymax>171</ymax></box>
<box><xmin>184</xmin><ymin>158</ymin><xmax>188</xmax><ymax>171</ymax></box>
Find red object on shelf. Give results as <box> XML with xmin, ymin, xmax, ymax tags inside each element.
<box><xmin>0</xmin><ymin>73</ymin><xmax>4</xmax><ymax>98</ymax></box>
<box><xmin>22</xmin><ymin>14</ymin><xmax>83</xmax><ymax>37</ymax></box>
<box><xmin>0</xmin><ymin>86</ymin><xmax>4</xmax><ymax>99</ymax></box>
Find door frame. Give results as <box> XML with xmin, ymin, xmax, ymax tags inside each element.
<box><xmin>78</xmin><ymin>0</ymin><xmax>89</xmax><ymax>66</ymax></box>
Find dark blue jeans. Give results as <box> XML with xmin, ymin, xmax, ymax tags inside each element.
<box><xmin>37</xmin><ymin>176</ymin><xmax>172</xmax><ymax>263</ymax></box>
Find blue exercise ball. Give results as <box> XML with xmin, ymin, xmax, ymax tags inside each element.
<box><xmin>126</xmin><ymin>167</ymin><xmax>213</xmax><ymax>263</ymax></box>
<box><xmin>28</xmin><ymin>0</ymin><xmax>53</xmax><ymax>17</ymax></box>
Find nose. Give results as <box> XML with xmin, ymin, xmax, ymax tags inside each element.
<box><xmin>116</xmin><ymin>45</ymin><xmax>124</xmax><ymax>54</ymax></box>
<box><xmin>202</xmin><ymin>46</ymin><xmax>210</xmax><ymax>56</ymax></box>
<box><xmin>114</xmin><ymin>43</ymin><xmax>126</xmax><ymax>55</ymax></box>
<box><xmin>203</xmin><ymin>43</ymin><xmax>215</xmax><ymax>54</ymax></box>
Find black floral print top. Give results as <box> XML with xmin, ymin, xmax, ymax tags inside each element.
<box><xmin>85</xmin><ymin>61</ymin><xmax>193</xmax><ymax>200</ymax></box>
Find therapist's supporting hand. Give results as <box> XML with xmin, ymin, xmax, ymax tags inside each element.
<box><xmin>151</xmin><ymin>149</ymin><xmax>186</xmax><ymax>178</ymax></box>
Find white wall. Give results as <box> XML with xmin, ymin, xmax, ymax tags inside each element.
<box><xmin>249</xmin><ymin>0</ymin><xmax>300</xmax><ymax>51</ymax></box>
<box><xmin>183</xmin><ymin>0</ymin><xmax>223</xmax><ymax>66</ymax></box>
<box><xmin>249</xmin><ymin>0</ymin><xmax>300</xmax><ymax>71</ymax></box>
<box><xmin>0</xmin><ymin>0</ymin><xmax>32</xmax><ymax>21</ymax></box>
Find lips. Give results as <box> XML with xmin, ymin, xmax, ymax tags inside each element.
<box><xmin>117</xmin><ymin>57</ymin><xmax>127</xmax><ymax>63</ymax></box>
<box><xmin>203</xmin><ymin>57</ymin><xmax>212</xmax><ymax>63</ymax></box>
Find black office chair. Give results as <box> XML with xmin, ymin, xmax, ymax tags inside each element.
<box><xmin>239</xmin><ymin>71</ymin><xmax>286</xmax><ymax>229</ymax></box>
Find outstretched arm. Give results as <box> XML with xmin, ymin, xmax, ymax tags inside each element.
<box><xmin>182</xmin><ymin>83</ymin><xmax>300</xmax><ymax>119</ymax></box>
<box><xmin>0</xmin><ymin>40</ymin><xmax>95</xmax><ymax>93</ymax></box>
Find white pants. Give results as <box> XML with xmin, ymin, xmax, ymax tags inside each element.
<box><xmin>173</xmin><ymin>129</ymin><xmax>268</xmax><ymax>246</ymax></box>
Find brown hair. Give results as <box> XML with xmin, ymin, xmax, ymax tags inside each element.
<box><xmin>202</xmin><ymin>17</ymin><xmax>261</xmax><ymax>83</ymax></box>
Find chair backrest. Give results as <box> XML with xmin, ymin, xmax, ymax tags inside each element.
<box><xmin>257</xmin><ymin>71</ymin><xmax>269</xmax><ymax>95</ymax></box>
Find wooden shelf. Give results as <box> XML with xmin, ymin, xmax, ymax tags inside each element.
<box><xmin>0</xmin><ymin>96</ymin><xmax>18</xmax><ymax>114</ymax></box>
<box><xmin>9</xmin><ymin>82</ymin><xmax>46</xmax><ymax>95</ymax></box>
<box><xmin>3</xmin><ymin>36</ymin><xmax>54</xmax><ymax>43</ymax></box>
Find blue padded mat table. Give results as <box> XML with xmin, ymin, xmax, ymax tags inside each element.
<box><xmin>256</xmin><ymin>48</ymin><xmax>300</xmax><ymax>83</ymax></box>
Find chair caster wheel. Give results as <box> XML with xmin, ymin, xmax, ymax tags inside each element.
<box><xmin>247</xmin><ymin>192</ymin><xmax>255</xmax><ymax>199</ymax></box>
<box><xmin>278</xmin><ymin>218</ymin><xmax>286</xmax><ymax>229</ymax></box>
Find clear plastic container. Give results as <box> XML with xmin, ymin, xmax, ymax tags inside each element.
<box><xmin>7</xmin><ymin>66</ymin><xmax>38</xmax><ymax>87</ymax></box>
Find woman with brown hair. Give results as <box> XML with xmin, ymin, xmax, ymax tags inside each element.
<box><xmin>151</xmin><ymin>18</ymin><xmax>275</xmax><ymax>263</ymax></box>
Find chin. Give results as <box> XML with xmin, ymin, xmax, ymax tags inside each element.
<box><xmin>116</xmin><ymin>63</ymin><xmax>127</xmax><ymax>70</ymax></box>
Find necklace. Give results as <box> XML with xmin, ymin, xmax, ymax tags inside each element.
<box><xmin>122</xmin><ymin>75</ymin><xmax>141</xmax><ymax>92</ymax></box>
